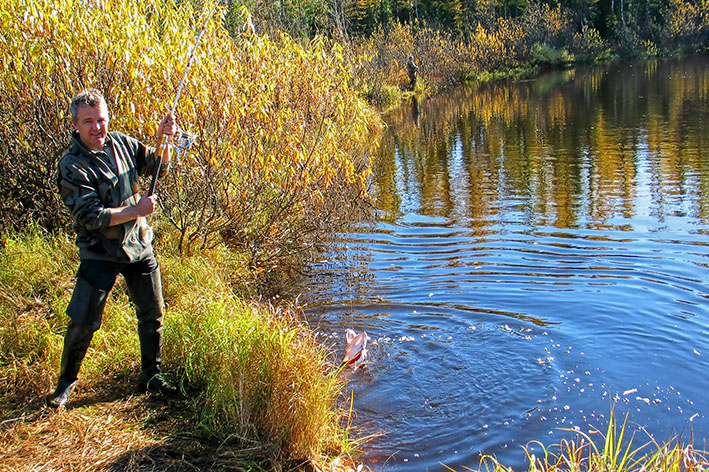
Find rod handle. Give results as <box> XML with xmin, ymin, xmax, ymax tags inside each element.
<box><xmin>146</xmin><ymin>134</ymin><xmax>170</xmax><ymax>196</ymax></box>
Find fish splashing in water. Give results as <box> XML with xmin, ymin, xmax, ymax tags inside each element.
<box><xmin>341</xmin><ymin>329</ymin><xmax>369</xmax><ymax>369</ymax></box>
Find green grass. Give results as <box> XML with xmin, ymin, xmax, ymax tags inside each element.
<box><xmin>0</xmin><ymin>225</ymin><xmax>358</xmax><ymax>470</ymax></box>
<box><xmin>444</xmin><ymin>407</ymin><xmax>707</xmax><ymax>472</ymax></box>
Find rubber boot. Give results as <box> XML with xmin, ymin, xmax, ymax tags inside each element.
<box><xmin>47</xmin><ymin>278</ymin><xmax>107</xmax><ymax>409</ymax></box>
<box><xmin>125</xmin><ymin>268</ymin><xmax>178</xmax><ymax>397</ymax></box>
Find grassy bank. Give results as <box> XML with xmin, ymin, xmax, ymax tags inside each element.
<box><xmin>0</xmin><ymin>226</ymin><xmax>360</xmax><ymax>471</ymax></box>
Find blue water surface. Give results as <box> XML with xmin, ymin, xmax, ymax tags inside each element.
<box><xmin>302</xmin><ymin>57</ymin><xmax>708</xmax><ymax>472</ymax></box>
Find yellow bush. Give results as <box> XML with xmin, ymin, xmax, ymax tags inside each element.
<box><xmin>573</xmin><ymin>25</ymin><xmax>611</xmax><ymax>62</ymax></box>
<box><xmin>347</xmin><ymin>15</ymin><xmax>551</xmax><ymax>98</ymax></box>
<box><xmin>665</xmin><ymin>0</ymin><xmax>709</xmax><ymax>44</ymax></box>
<box><xmin>0</xmin><ymin>0</ymin><xmax>381</xmax><ymax>268</ymax></box>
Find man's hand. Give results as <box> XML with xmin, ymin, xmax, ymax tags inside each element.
<box><xmin>156</xmin><ymin>113</ymin><xmax>176</xmax><ymax>165</ymax></box>
<box><xmin>134</xmin><ymin>195</ymin><xmax>159</xmax><ymax>216</ymax></box>
<box><xmin>108</xmin><ymin>195</ymin><xmax>159</xmax><ymax>226</ymax></box>
<box><xmin>158</xmin><ymin>113</ymin><xmax>176</xmax><ymax>138</ymax></box>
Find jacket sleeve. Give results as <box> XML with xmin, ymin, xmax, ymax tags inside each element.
<box><xmin>58</xmin><ymin>158</ymin><xmax>112</xmax><ymax>232</ymax></box>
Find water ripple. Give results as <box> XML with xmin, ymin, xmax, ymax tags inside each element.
<box><xmin>304</xmin><ymin>219</ymin><xmax>709</xmax><ymax>471</ymax></box>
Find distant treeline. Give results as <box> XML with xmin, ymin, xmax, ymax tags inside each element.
<box><xmin>229</xmin><ymin>0</ymin><xmax>707</xmax><ymax>55</ymax></box>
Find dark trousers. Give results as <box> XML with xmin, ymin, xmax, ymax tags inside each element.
<box><xmin>57</xmin><ymin>253</ymin><xmax>165</xmax><ymax>386</ymax></box>
<box><xmin>78</xmin><ymin>253</ymin><xmax>159</xmax><ymax>292</ymax></box>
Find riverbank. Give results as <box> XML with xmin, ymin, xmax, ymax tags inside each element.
<box><xmin>345</xmin><ymin>10</ymin><xmax>706</xmax><ymax>111</ymax></box>
<box><xmin>2</xmin><ymin>228</ymin><xmax>706</xmax><ymax>471</ymax></box>
<box><xmin>0</xmin><ymin>226</ymin><xmax>364</xmax><ymax>471</ymax></box>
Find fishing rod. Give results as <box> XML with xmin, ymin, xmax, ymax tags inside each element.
<box><xmin>147</xmin><ymin>4</ymin><xmax>217</xmax><ymax>197</ymax></box>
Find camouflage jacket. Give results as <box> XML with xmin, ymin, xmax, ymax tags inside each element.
<box><xmin>57</xmin><ymin>130</ymin><xmax>169</xmax><ymax>263</ymax></box>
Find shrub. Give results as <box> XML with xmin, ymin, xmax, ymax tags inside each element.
<box><xmin>661</xmin><ymin>0</ymin><xmax>709</xmax><ymax>52</ymax></box>
<box><xmin>530</xmin><ymin>43</ymin><xmax>573</xmax><ymax>67</ymax></box>
<box><xmin>468</xmin><ymin>22</ymin><xmax>516</xmax><ymax>71</ymax></box>
<box><xmin>614</xmin><ymin>24</ymin><xmax>659</xmax><ymax>59</ymax></box>
<box><xmin>0</xmin><ymin>0</ymin><xmax>381</xmax><ymax>274</ymax></box>
<box><xmin>166</xmin><ymin>295</ymin><xmax>346</xmax><ymax>459</ymax></box>
<box><xmin>572</xmin><ymin>25</ymin><xmax>613</xmax><ymax>63</ymax></box>
<box><xmin>349</xmin><ymin>22</ymin><xmax>474</xmax><ymax>97</ymax></box>
<box><xmin>522</xmin><ymin>3</ymin><xmax>574</xmax><ymax>50</ymax></box>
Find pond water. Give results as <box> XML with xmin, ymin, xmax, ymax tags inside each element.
<box><xmin>302</xmin><ymin>56</ymin><xmax>708</xmax><ymax>471</ymax></box>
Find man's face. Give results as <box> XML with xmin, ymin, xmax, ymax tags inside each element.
<box><xmin>73</xmin><ymin>103</ymin><xmax>109</xmax><ymax>151</ymax></box>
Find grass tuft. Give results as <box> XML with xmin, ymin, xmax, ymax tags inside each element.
<box><xmin>440</xmin><ymin>405</ymin><xmax>707</xmax><ymax>472</ymax></box>
<box><xmin>522</xmin><ymin>407</ymin><xmax>708</xmax><ymax>472</ymax></box>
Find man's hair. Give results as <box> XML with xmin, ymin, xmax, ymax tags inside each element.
<box><xmin>70</xmin><ymin>88</ymin><xmax>108</xmax><ymax>123</ymax></box>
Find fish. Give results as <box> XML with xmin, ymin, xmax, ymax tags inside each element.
<box><xmin>341</xmin><ymin>329</ymin><xmax>369</xmax><ymax>368</ymax></box>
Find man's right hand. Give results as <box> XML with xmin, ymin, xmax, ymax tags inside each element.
<box><xmin>108</xmin><ymin>195</ymin><xmax>159</xmax><ymax>226</ymax></box>
<box><xmin>134</xmin><ymin>195</ymin><xmax>159</xmax><ymax>217</ymax></box>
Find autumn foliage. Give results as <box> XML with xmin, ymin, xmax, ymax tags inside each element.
<box><xmin>348</xmin><ymin>0</ymin><xmax>706</xmax><ymax>106</ymax></box>
<box><xmin>0</xmin><ymin>0</ymin><xmax>381</xmax><ymax>270</ymax></box>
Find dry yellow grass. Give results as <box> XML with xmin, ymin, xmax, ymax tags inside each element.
<box><xmin>1</xmin><ymin>228</ymin><xmax>367</xmax><ymax>471</ymax></box>
<box><xmin>0</xmin><ymin>395</ymin><xmax>318</xmax><ymax>471</ymax></box>
<box><xmin>0</xmin><ymin>400</ymin><xmax>162</xmax><ymax>472</ymax></box>
<box><xmin>1</xmin><ymin>397</ymin><xmax>366</xmax><ymax>472</ymax></box>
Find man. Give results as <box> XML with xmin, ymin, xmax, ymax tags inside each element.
<box><xmin>406</xmin><ymin>54</ymin><xmax>419</xmax><ymax>91</ymax></box>
<box><xmin>47</xmin><ymin>88</ymin><xmax>177</xmax><ymax>409</ymax></box>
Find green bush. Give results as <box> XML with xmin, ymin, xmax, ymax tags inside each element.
<box><xmin>572</xmin><ymin>26</ymin><xmax>613</xmax><ymax>63</ymax></box>
<box><xmin>530</xmin><ymin>42</ymin><xmax>573</xmax><ymax>67</ymax></box>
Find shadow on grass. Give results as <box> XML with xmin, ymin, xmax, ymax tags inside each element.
<box><xmin>105</xmin><ymin>435</ymin><xmax>311</xmax><ymax>472</ymax></box>
<box><xmin>0</xmin><ymin>377</ymin><xmax>313</xmax><ymax>472</ymax></box>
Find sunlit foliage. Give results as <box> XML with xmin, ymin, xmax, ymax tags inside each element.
<box><xmin>234</xmin><ymin>0</ymin><xmax>707</xmax><ymax>107</ymax></box>
<box><xmin>663</xmin><ymin>0</ymin><xmax>709</xmax><ymax>50</ymax></box>
<box><xmin>345</xmin><ymin>0</ymin><xmax>703</xmax><ymax>107</ymax></box>
<box><xmin>231</xmin><ymin>0</ymin><xmax>331</xmax><ymax>38</ymax></box>
<box><xmin>348</xmin><ymin>15</ymin><xmax>554</xmax><ymax>105</ymax></box>
<box><xmin>334</xmin><ymin>0</ymin><xmax>707</xmax><ymax>57</ymax></box>
<box><xmin>572</xmin><ymin>25</ymin><xmax>613</xmax><ymax>62</ymax></box>
<box><xmin>0</xmin><ymin>0</ymin><xmax>381</xmax><ymax>271</ymax></box>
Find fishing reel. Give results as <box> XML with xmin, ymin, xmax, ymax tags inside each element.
<box><xmin>171</xmin><ymin>128</ymin><xmax>196</xmax><ymax>165</ymax></box>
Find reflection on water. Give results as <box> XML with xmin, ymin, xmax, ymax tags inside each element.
<box><xmin>377</xmin><ymin>58</ymin><xmax>708</xmax><ymax>228</ymax></box>
<box><xmin>303</xmin><ymin>56</ymin><xmax>709</xmax><ymax>471</ymax></box>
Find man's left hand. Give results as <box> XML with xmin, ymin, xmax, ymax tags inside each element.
<box><xmin>158</xmin><ymin>113</ymin><xmax>176</xmax><ymax>138</ymax></box>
